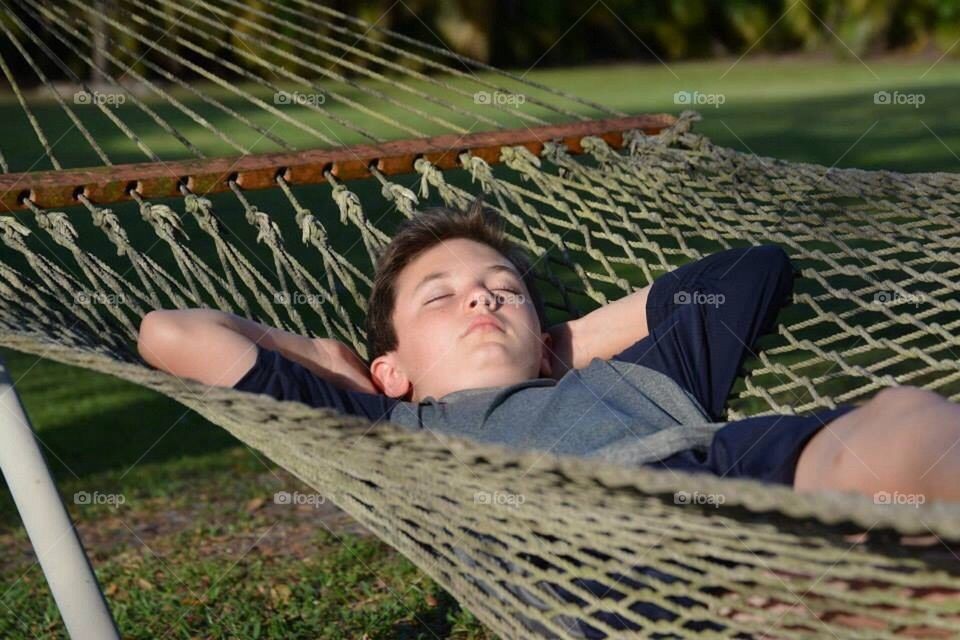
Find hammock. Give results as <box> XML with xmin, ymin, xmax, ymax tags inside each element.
<box><xmin>2</xmin><ymin>1</ymin><xmax>960</xmax><ymax>638</ymax></box>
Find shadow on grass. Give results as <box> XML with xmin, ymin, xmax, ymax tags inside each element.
<box><xmin>0</xmin><ymin>347</ymin><xmax>240</xmax><ymax>481</ymax></box>
<box><xmin>390</xmin><ymin>588</ymin><xmax>474</xmax><ymax>639</ymax></box>
<box><xmin>34</xmin><ymin>393</ymin><xmax>238</xmax><ymax>478</ymax></box>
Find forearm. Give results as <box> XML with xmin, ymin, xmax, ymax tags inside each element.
<box><xmin>211</xmin><ymin>310</ymin><xmax>377</xmax><ymax>393</ymax></box>
<box><xmin>211</xmin><ymin>310</ymin><xmax>333</xmax><ymax>376</ymax></box>
<box><xmin>139</xmin><ymin>307</ymin><xmax>379</xmax><ymax>393</ymax></box>
<box><xmin>206</xmin><ymin>309</ymin><xmax>376</xmax><ymax>384</ymax></box>
<box><xmin>144</xmin><ymin>308</ymin><xmax>334</xmax><ymax>375</ymax></box>
<box><xmin>550</xmin><ymin>283</ymin><xmax>653</xmax><ymax>375</ymax></box>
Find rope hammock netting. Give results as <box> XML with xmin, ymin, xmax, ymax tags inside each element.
<box><xmin>2</xmin><ymin>1</ymin><xmax>960</xmax><ymax>638</ymax></box>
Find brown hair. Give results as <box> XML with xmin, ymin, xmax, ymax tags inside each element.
<box><xmin>365</xmin><ymin>198</ymin><xmax>547</xmax><ymax>363</ymax></box>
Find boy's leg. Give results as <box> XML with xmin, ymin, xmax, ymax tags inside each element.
<box><xmin>612</xmin><ymin>245</ymin><xmax>794</xmax><ymax>421</ymax></box>
<box><xmin>649</xmin><ymin>404</ymin><xmax>857</xmax><ymax>485</ymax></box>
<box><xmin>795</xmin><ymin>386</ymin><xmax>960</xmax><ymax>502</ymax></box>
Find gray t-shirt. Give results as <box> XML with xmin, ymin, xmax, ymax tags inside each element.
<box><xmin>385</xmin><ymin>357</ymin><xmax>728</xmax><ymax>465</ymax></box>
<box><xmin>233</xmin><ymin>346</ymin><xmax>729</xmax><ymax>465</ymax></box>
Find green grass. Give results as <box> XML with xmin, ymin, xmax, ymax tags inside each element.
<box><xmin>1</xmin><ymin>460</ymin><xmax>488</xmax><ymax>638</ymax></box>
<box><xmin>1</xmin><ymin>55</ymin><xmax>958</xmax><ymax>638</ymax></box>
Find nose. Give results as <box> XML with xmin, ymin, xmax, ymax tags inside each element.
<box><xmin>468</xmin><ymin>288</ymin><xmax>496</xmax><ymax>310</ymax></box>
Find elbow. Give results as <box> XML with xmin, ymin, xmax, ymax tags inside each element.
<box><xmin>137</xmin><ymin>309</ymin><xmax>182</xmax><ymax>372</ymax></box>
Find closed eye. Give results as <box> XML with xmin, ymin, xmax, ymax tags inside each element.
<box><xmin>424</xmin><ymin>287</ymin><xmax>521</xmax><ymax>305</ymax></box>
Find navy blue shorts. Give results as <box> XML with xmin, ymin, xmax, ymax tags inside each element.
<box><xmin>611</xmin><ymin>245</ymin><xmax>857</xmax><ymax>486</ymax></box>
<box><xmin>545</xmin><ymin>249</ymin><xmax>860</xmax><ymax>638</ymax></box>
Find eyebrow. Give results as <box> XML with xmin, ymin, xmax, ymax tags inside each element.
<box><xmin>411</xmin><ymin>264</ymin><xmax>520</xmax><ymax>297</ymax></box>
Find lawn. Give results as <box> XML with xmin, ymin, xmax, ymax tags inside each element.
<box><xmin>1</xmin><ymin>55</ymin><xmax>958</xmax><ymax>638</ymax></box>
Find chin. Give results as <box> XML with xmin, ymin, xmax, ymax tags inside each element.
<box><xmin>473</xmin><ymin>365</ymin><xmax>532</xmax><ymax>385</ymax></box>
<box><xmin>466</xmin><ymin>348</ymin><xmax>517</xmax><ymax>369</ymax></box>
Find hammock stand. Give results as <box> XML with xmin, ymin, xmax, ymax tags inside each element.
<box><xmin>2</xmin><ymin>0</ymin><xmax>960</xmax><ymax>637</ymax></box>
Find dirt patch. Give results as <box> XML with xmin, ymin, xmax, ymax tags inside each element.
<box><xmin>0</xmin><ymin>468</ymin><xmax>373</xmax><ymax>576</ymax></box>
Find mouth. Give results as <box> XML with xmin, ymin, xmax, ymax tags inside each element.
<box><xmin>465</xmin><ymin>317</ymin><xmax>504</xmax><ymax>336</ymax></box>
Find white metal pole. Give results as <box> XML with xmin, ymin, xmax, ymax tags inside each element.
<box><xmin>0</xmin><ymin>356</ymin><xmax>120</xmax><ymax>639</ymax></box>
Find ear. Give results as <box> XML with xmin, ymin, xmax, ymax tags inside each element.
<box><xmin>539</xmin><ymin>331</ymin><xmax>553</xmax><ymax>379</ymax></box>
<box><xmin>370</xmin><ymin>352</ymin><xmax>412</xmax><ymax>399</ymax></box>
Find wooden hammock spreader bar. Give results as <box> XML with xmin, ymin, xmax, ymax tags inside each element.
<box><xmin>0</xmin><ymin>113</ymin><xmax>675</xmax><ymax>212</ymax></box>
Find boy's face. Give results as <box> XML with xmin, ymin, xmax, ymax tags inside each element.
<box><xmin>370</xmin><ymin>238</ymin><xmax>553</xmax><ymax>402</ymax></box>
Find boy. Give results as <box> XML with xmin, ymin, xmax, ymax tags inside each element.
<box><xmin>138</xmin><ymin>200</ymin><xmax>960</xmax><ymax>502</ymax></box>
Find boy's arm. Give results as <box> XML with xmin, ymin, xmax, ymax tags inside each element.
<box><xmin>137</xmin><ymin>308</ymin><xmax>378</xmax><ymax>394</ymax></box>
<box><xmin>547</xmin><ymin>283</ymin><xmax>653</xmax><ymax>379</ymax></box>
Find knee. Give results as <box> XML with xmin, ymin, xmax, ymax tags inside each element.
<box><xmin>832</xmin><ymin>387</ymin><xmax>952</xmax><ymax>493</ymax></box>
<box><xmin>724</xmin><ymin>245</ymin><xmax>793</xmax><ymax>306</ymax></box>
<box><xmin>743</xmin><ymin>244</ymin><xmax>795</xmax><ymax>323</ymax></box>
<box><xmin>870</xmin><ymin>385</ymin><xmax>946</xmax><ymax>413</ymax></box>
<box><xmin>753</xmin><ymin>244</ymin><xmax>791</xmax><ymax>269</ymax></box>
<box><xmin>755</xmin><ymin>244</ymin><xmax>793</xmax><ymax>286</ymax></box>
<box><xmin>868</xmin><ymin>386</ymin><xmax>954</xmax><ymax>469</ymax></box>
<box><xmin>137</xmin><ymin>309</ymin><xmax>183</xmax><ymax>365</ymax></box>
